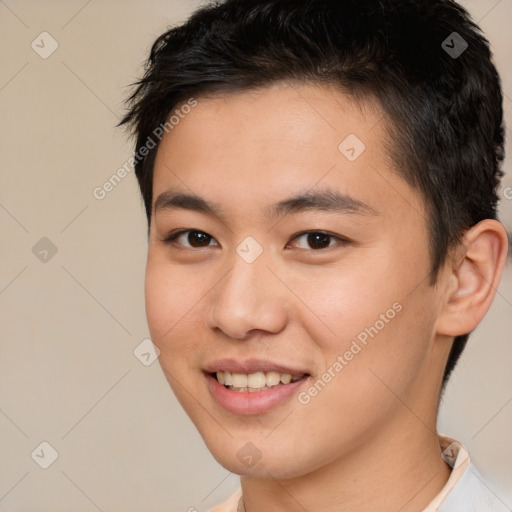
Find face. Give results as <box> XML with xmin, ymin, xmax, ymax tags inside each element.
<box><xmin>146</xmin><ymin>82</ymin><xmax>449</xmax><ymax>478</ymax></box>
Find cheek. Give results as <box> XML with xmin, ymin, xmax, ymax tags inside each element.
<box><xmin>144</xmin><ymin>261</ymin><xmax>174</xmax><ymax>341</ymax></box>
<box><xmin>312</xmin><ymin>289</ymin><xmax>437</xmax><ymax>432</ymax></box>
<box><xmin>144</xmin><ymin>254</ymin><xmax>205</xmax><ymax>367</ymax></box>
<box><xmin>144</xmin><ymin>257</ymin><xmax>206</xmax><ymax>406</ymax></box>
<box><xmin>294</xmin><ymin>251</ymin><xmax>436</xmax><ymax>398</ymax></box>
<box><xmin>282</xmin><ymin>301</ymin><xmax>435</xmax><ymax>470</ymax></box>
<box><xmin>285</xmin><ymin>256</ymin><xmax>405</xmax><ymax>350</ymax></box>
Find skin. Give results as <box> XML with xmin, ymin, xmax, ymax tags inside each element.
<box><xmin>145</xmin><ymin>82</ymin><xmax>508</xmax><ymax>511</ymax></box>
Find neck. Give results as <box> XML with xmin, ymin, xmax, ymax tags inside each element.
<box><xmin>239</xmin><ymin>418</ymin><xmax>452</xmax><ymax>512</ymax></box>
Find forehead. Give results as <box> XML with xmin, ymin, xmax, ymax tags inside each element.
<box><xmin>157</xmin><ymin>82</ymin><xmax>382</xmax><ymax>161</ymax></box>
<box><xmin>152</xmin><ymin>82</ymin><xmax>423</xmax><ymax>223</ymax></box>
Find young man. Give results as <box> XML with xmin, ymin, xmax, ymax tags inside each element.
<box><xmin>120</xmin><ymin>0</ymin><xmax>510</xmax><ymax>510</ymax></box>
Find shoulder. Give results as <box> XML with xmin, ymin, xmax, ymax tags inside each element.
<box><xmin>207</xmin><ymin>488</ymin><xmax>242</xmax><ymax>512</ymax></box>
<box><xmin>439</xmin><ymin>462</ymin><xmax>510</xmax><ymax>512</ymax></box>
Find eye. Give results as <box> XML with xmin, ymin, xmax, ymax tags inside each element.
<box><xmin>161</xmin><ymin>229</ymin><xmax>219</xmax><ymax>248</ymax></box>
<box><xmin>287</xmin><ymin>231</ymin><xmax>349</xmax><ymax>250</ymax></box>
<box><xmin>161</xmin><ymin>229</ymin><xmax>349</xmax><ymax>251</ymax></box>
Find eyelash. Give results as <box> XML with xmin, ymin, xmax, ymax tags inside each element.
<box><xmin>160</xmin><ymin>229</ymin><xmax>350</xmax><ymax>251</ymax></box>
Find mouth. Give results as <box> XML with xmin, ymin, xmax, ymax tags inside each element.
<box><xmin>203</xmin><ymin>358</ymin><xmax>312</xmax><ymax>414</ymax></box>
<box><xmin>208</xmin><ymin>370</ymin><xmax>309</xmax><ymax>392</ymax></box>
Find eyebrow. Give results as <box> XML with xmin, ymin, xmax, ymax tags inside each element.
<box><xmin>153</xmin><ymin>187</ymin><xmax>378</xmax><ymax>221</ymax></box>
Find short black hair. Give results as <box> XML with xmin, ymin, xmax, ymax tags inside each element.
<box><xmin>120</xmin><ymin>0</ymin><xmax>505</xmax><ymax>387</ymax></box>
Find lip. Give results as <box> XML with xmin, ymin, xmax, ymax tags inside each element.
<box><xmin>203</xmin><ymin>358</ymin><xmax>309</xmax><ymax>376</ymax></box>
<box><xmin>205</xmin><ymin>371</ymin><xmax>310</xmax><ymax>415</ymax></box>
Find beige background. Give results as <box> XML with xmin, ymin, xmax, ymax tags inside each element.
<box><xmin>0</xmin><ymin>1</ymin><xmax>511</xmax><ymax>510</ymax></box>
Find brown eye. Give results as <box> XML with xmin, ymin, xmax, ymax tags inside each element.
<box><xmin>187</xmin><ymin>231</ymin><xmax>213</xmax><ymax>247</ymax></box>
<box><xmin>163</xmin><ymin>229</ymin><xmax>218</xmax><ymax>248</ymax></box>
<box><xmin>289</xmin><ymin>231</ymin><xmax>349</xmax><ymax>250</ymax></box>
<box><xmin>305</xmin><ymin>232</ymin><xmax>331</xmax><ymax>249</ymax></box>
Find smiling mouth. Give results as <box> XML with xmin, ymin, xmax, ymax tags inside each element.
<box><xmin>210</xmin><ymin>370</ymin><xmax>309</xmax><ymax>392</ymax></box>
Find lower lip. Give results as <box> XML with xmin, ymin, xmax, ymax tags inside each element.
<box><xmin>205</xmin><ymin>372</ymin><xmax>310</xmax><ymax>415</ymax></box>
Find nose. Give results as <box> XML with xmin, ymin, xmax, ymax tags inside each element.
<box><xmin>205</xmin><ymin>253</ymin><xmax>289</xmax><ymax>340</ymax></box>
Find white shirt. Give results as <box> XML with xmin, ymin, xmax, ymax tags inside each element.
<box><xmin>208</xmin><ymin>435</ymin><xmax>510</xmax><ymax>511</ymax></box>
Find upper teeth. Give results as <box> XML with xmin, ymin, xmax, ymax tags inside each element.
<box><xmin>216</xmin><ymin>371</ymin><xmax>303</xmax><ymax>389</ymax></box>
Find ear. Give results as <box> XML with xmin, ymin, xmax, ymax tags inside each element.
<box><xmin>436</xmin><ymin>219</ymin><xmax>509</xmax><ymax>337</ymax></box>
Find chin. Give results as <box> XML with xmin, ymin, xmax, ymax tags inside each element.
<box><xmin>200</xmin><ymin>433</ymin><xmax>315</xmax><ymax>479</ymax></box>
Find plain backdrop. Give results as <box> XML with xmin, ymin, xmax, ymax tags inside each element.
<box><xmin>1</xmin><ymin>1</ymin><xmax>511</xmax><ymax>510</ymax></box>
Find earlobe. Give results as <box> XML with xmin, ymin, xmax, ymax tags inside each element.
<box><xmin>436</xmin><ymin>219</ymin><xmax>509</xmax><ymax>337</ymax></box>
